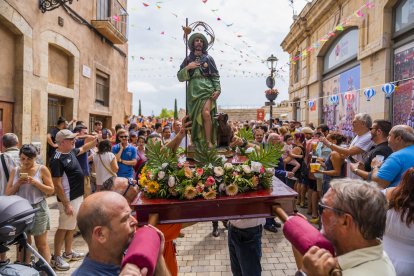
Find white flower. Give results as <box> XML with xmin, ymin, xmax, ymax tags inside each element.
<box><xmin>266</xmin><ymin>168</ymin><xmax>275</xmax><ymax>175</ymax></box>
<box><xmin>158</xmin><ymin>171</ymin><xmax>166</xmax><ymax>180</ymax></box>
<box><xmin>251</xmin><ymin>161</ymin><xmax>263</xmax><ymax>173</ymax></box>
<box><xmin>218</xmin><ymin>155</ymin><xmax>227</xmax><ymax>162</ymax></box>
<box><xmin>224</xmin><ymin>163</ymin><xmax>233</xmax><ymax>170</ymax></box>
<box><xmin>214</xmin><ymin>166</ymin><xmax>224</xmax><ymax>177</ymax></box>
<box><xmin>245</xmin><ymin>147</ymin><xmax>255</xmax><ymax>154</ymax></box>
<box><xmin>208</xmin><ymin>163</ymin><xmax>213</xmax><ymax>169</ymax></box>
<box><xmin>241</xmin><ymin>165</ymin><xmax>251</xmax><ymax>174</ymax></box>
<box><xmin>162</xmin><ymin>163</ymin><xmax>169</xmax><ymax>169</ymax></box>
<box><xmin>168</xmin><ymin>176</ymin><xmax>176</xmax><ymax>187</ymax></box>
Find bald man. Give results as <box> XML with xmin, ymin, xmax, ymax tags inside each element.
<box><xmin>73</xmin><ymin>191</ymin><xmax>170</xmax><ymax>275</ymax></box>
<box><xmin>102</xmin><ymin>176</ymin><xmax>139</xmax><ymax>204</ymax></box>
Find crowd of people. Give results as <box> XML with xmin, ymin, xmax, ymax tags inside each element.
<box><xmin>0</xmin><ymin>112</ymin><xmax>413</xmax><ymax>275</ymax></box>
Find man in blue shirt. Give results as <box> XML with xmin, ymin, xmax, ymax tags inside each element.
<box><xmin>73</xmin><ymin>191</ymin><xmax>170</xmax><ymax>275</ymax></box>
<box><xmin>371</xmin><ymin>125</ymin><xmax>414</xmax><ymax>188</ymax></box>
<box><xmin>112</xmin><ymin>129</ymin><xmax>137</xmax><ymax>178</ymax></box>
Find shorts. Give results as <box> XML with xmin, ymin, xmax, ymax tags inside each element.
<box><xmin>29</xmin><ymin>199</ymin><xmax>50</xmax><ymax>236</ymax></box>
<box><xmin>57</xmin><ymin>196</ymin><xmax>83</xmax><ymax>230</ymax></box>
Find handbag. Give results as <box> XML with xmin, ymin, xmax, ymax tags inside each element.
<box><xmin>98</xmin><ymin>154</ymin><xmax>117</xmax><ymax>177</ymax></box>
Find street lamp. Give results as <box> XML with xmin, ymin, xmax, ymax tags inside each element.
<box><xmin>265</xmin><ymin>54</ymin><xmax>279</xmax><ymax>128</ymax></box>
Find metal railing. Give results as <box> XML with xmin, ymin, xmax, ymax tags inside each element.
<box><xmin>96</xmin><ymin>0</ymin><xmax>128</xmax><ymax>39</ymax></box>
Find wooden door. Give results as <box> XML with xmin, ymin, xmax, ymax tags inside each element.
<box><xmin>0</xmin><ymin>101</ymin><xmax>14</xmax><ymax>152</ymax></box>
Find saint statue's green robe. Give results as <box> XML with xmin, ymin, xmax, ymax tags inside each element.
<box><xmin>177</xmin><ymin>65</ymin><xmax>221</xmax><ymax>150</ymax></box>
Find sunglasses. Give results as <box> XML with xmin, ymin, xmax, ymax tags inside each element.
<box><xmin>318</xmin><ymin>202</ymin><xmax>351</xmax><ymax>217</ymax></box>
<box><xmin>122</xmin><ymin>178</ymin><xmax>137</xmax><ymax>196</ymax></box>
<box><xmin>119</xmin><ymin>136</ymin><xmax>129</xmax><ymax>139</ymax></box>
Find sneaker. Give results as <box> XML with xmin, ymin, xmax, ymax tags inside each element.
<box><xmin>51</xmin><ymin>255</ymin><xmax>70</xmax><ymax>271</ymax></box>
<box><xmin>63</xmin><ymin>251</ymin><xmax>85</xmax><ymax>262</ymax></box>
<box><xmin>264</xmin><ymin>224</ymin><xmax>278</xmax><ymax>233</ymax></box>
<box><xmin>309</xmin><ymin>217</ymin><xmax>320</xmax><ymax>225</ymax></box>
<box><xmin>273</xmin><ymin>221</ymin><xmax>282</xmax><ymax>228</ymax></box>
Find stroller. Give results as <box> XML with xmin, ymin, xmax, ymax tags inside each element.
<box><xmin>0</xmin><ymin>195</ymin><xmax>56</xmax><ymax>276</ymax></box>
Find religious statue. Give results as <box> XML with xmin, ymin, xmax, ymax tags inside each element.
<box><xmin>177</xmin><ymin>32</ymin><xmax>221</xmax><ymax>149</ymax></box>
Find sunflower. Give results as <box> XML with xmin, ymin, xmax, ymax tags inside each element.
<box><xmin>147</xmin><ymin>181</ymin><xmax>160</xmax><ymax>194</ymax></box>
<box><xmin>203</xmin><ymin>189</ymin><xmax>217</xmax><ymax>200</ymax></box>
<box><xmin>226</xmin><ymin>183</ymin><xmax>239</xmax><ymax>196</ymax></box>
<box><xmin>184</xmin><ymin>186</ymin><xmax>197</xmax><ymax>200</ymax></box>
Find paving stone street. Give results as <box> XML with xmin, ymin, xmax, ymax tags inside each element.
<box><xmin>9</xmin><ymin>196</ymin><xmax>299</xmax><ymax>275</ymax></box>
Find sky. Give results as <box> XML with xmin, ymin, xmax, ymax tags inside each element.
<box><xmin>127</xmin><ymin>0</ymin><xmax>310</xmax><ymax>116</ymax></box>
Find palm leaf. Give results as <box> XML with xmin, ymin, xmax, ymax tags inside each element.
<box><xmin>247</xmin><ymin>143</ymin><xmax>283</xmax><ymax>168</ymax></box>
<box><xmin>145</xmin><ymin>139</ymin><xmax>177</xmax><ymax>169</ymax></box>
<box><xmin>237</xmin><ymin>128</ymin><xmax>254</xmax><ymax>142</ymax></box>
<box><xmin>194</xmin><ymin>142</ymin><xmax>223</xmax><ymax>167</ymax></box>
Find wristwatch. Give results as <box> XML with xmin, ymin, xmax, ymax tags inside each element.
<box><xmin>353</xmin><ymin>168</ymin><xmax>359</xmax><ymax>174</ymax></box>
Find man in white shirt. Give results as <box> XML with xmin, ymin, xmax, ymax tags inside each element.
<box><xmin>300</xmin><ymin>179</ymin><xmax>395</xmax><ymax>276</ymax></box>
<box><xmin>228</xmin><ymin>218</ymin><xmax>265</xmax><ymax>275</ymax></box>
<box><xmin>320</xmin><ymin>113</ymin><xmax>374</xmax><ymax>179</ymax></box>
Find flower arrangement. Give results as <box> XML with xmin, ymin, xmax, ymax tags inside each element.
<box><xmin>265</xmin><ymin>88</ymin><xmax>279</xmax><ymax>95</ymax></box>
<box><xmin>138</xmin><ymin>140</ymin><xmax>283</xmax><ymax>200</ymax></box>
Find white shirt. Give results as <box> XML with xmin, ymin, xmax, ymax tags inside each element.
<box><xmin>93</xmin><ymin>152</ymin><xmax>116</xmax><ymax>186</ymax></box>
<box><xmin>229</xmin><ymin>218</ymin><xmax>265</xmax><ymax>229</ymax></box>
<box><xmin>347</xmin><ymin>131</ymin><xmax>374</xmax><ymax>179</ymax></box>
<box><xmin>383</xmin><ymin>209</ymin><xmax>414</xmax><ymax>276</ymax></box>
<box><xmin>338</xmin><ymin>242</ymin><xmax>396</xmax><ymax>276</ymax></box>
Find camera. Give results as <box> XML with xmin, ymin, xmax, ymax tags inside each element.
<box><xmin>19</xmin><ymin>173</ymin><xmax>28</xmax><ymax>180</ymax></box>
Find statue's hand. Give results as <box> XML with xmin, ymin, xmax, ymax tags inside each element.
<box><xmin>186</xmin><ymin>61</ymin><xmax>200</xmax><ymax>70</ymax></box>
<box><xmin>211</xmin><ymin>91</ymin><xmax>221</xmax><ymax>100</ymax></box>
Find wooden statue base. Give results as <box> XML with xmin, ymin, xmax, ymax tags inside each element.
<box><xmin>132</xmin><ymin>177</ymin><xmax>297</xmax><ymax>225</ymax></box>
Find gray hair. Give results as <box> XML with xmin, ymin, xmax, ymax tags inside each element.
<box><xmin>2</xmin><ymin>133</ymin><xmax>19</xmax><ymax>148</ymax></box>
<box><xmin>102</xmin><ymin>176</ymin><xmax>116</xmax><ymax>191</ymax></box>
<box><xmin>390</xmin><ymin>125</ymin><xmax>414</xmax><ymax>143</ymax></box>
<box><xmin>354</xmin><ymin>113</ymin><xmax>372</xmax><ymax>128</ymax></box>
<box><xmin>329</xmin><ymin>178</ymin><xmax>386</xmax><ymax>240</ymax></box>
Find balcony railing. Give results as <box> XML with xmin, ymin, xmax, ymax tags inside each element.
<box><xmin>92</xmin><ymin>0</ymin><xmax>128</xmax><ymax>44</ymax></box>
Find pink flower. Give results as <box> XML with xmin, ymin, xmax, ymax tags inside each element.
<box><xmin>196</xmin><ymin>168</ymin><xmax>204</xmax><ymax>176</ymax></box>
<box><xmin>177</xmin><ymin>162</ymin><xmax>183</xmax><ymax>168</ymax></box>
<box><xmin>260</xmin><ymin>166</ymin><xmax>265</xmax><ymax>174</ymax></box>
<box><xmin>196</xmin><ymin>182</ymin><xmax>204</xmax><ymax>193</ymax></box>
<box><xmin>205</xmin><ymin>176</ymin><xmax>215</xmax><ymax>187</ymax></box>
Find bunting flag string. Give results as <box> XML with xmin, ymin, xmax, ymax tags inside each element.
<box><xmin>285</xmin><ymin>76</ymin><xmax>414</xmax><ymax>107</ymax></box>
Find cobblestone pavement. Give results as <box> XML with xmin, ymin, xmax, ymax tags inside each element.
<box><xmin>8</xmin><ymin>197</ymin><xmax>300</xmax><ymax>276</ymax></box>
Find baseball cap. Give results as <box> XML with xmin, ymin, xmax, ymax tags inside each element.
<box><xmin>301</xmin><ymin>127</ymin><xmax>314</xmax><ymax>135</ymax></box>
<box><xmin>56</xmin><ymin>129</ymin><xmax>77</xmax><ymax>142</ymax></box>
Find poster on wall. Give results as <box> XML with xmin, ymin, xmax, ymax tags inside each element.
<box><xmin>393</xmin><ymin>42</ymin><xmax>414</xmax><ymax>128</ymax></box>
<box><xmin>322</xmin><ymin>65</ymin><xmax>360</xmax><ymax>140</ymax></box>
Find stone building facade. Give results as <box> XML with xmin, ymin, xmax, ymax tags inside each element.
<box><xmin>0</xmin><ymin>0</ymin><xmax>132</xmax><ymax>156</ymax></box>
<box><xmin>281</xmin><ymin>0</ymin><xmax>414</xmax><ymax>138</ymax></box>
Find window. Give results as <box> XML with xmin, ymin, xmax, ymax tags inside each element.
<box><xmin>96</xmin><ymin>0</ymin><xmax>110</xmax><ymax>20</ymax></box>
<box><xmin>96</xmin><ymin>71</ymin><xmax>110</xmax><ymax>106</ymax></box>
<box><xmin>324</xmin><ymin>29</ymin><xmax>358</xmax><ymax>73</ymax></box>
<box><xmin>395</xmin><ymin>0</ymin><xmax>414</xmax><ymax>33</ymax></box>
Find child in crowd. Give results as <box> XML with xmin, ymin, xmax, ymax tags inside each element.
<box><xmin>282</xmin><ymin>134</ymin><xmax>301</xmax><ymax>177</ymax></box>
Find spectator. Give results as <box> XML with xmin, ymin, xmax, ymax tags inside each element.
<box><xmin>371</xmin><ymin>125</ymin><xmax>414</xmax><ymax>188</ymax></box>
<box><xmin>264</xmin><ymin>133</ymin><xmax>294</xmax><ymax>233</ymax></box>
<box><xmin>73</xmin><ymin>191</ymin><xmax>170</xmax><ymax>275</ymax></box>
<box><xmin>320</xmin><ymin>113</ymin><xmax>374</xmax><ymax>179</ymax></box>
<box><xmin>46</xmin><ymin>117</ymin><xmax>67</xmax><ymax>161</ymax></box>
<box><xmin>134</xmin><ymin>136</ymin><xmax>147</xmax><ymax>176</ymax></box>
<box><xmin>93</xmin><ymin>120</ymin><xmax>103</xmax><ymax>134</ymax></box>
<box><xmin>383</xmin><ymin>168</ymin><xmax>414</xmax><ymax>275</ymax></box>
<box><xmin>253</xmin><ymin>128</ymin><xmax>265</xmax><ymax>147</ymax></box>
<box><xmin>129</xmin><ymin>131</ymin><xmax>138</xmax><ymax>147</ymax></box>
<box><xmin>153</xmin><ymin>122</ymin><xmax>162</xmax><ymax>135</ymax></box>
<box><xmin>50</xmin><ymin>129</ymin><xmax>97</xmax><ymax>271</ymax></box>
<box><xmin>350</xmin><ymin>120</ymin><xmax>393</xmax><ymax>180</ymax></box>
<box><xmin>288</xmin><ymin>120</ymin><xmax>298</xmax><ymax>135</ymax></box>
<box><xmin>74</xmin><ymin>125</ymin><xmax>95</xmax><ymax>197</ymax></box>
<box><xmin>5</xmin><ymin>144</ymin><xmax>54</xmax><ymax>264</ymax></box>
<box><xmin>0</xmin><ymin>133</ymin><xmax>20</xmax><ymax>265</ymax></box>
<box><xmin>0</xmin><ymin>133</ymin><xmax>20</xmax><ymax>195</ymax></box>
<box><xmin>316</xmin><ymin>133</ymin><xmax>346</xmax><ymax>195</ymax></box>
<box><xmin>162</xmin><ymin>126</ymin><xmax>172</xmax><ymax>145</ymax></box>
<box><xmin>301</xmin><ymin>179</ymin><xmax>396</xmax><ymax>275</ymax></box>
<box><xmin>112</xmin><ymin>129</ymin><xmax>137</xmax><ymax>179</ymax></box>
<box><xmin>93</xmin><ymin>140</ymin><xmax>118</xmax><ymax>192</ymax></box>
<box><xmin>285</xmin><ymin>133</ymin><xmax>306</xmax><ymax>207</ymax></box>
